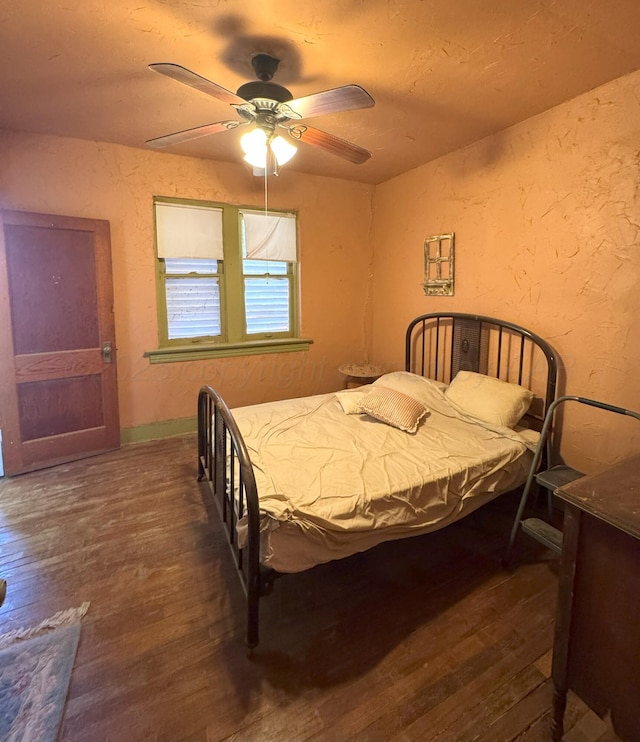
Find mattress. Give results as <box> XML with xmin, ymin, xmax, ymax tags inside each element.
<box><xmin>234</xmin><ymin>374</ymin><xmax>538</xmax><ymax>573</ymax></box>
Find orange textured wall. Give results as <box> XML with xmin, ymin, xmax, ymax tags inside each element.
<box><xmin>371</xmin><ymin>69</ymin><xmax>640</xmax><ymax>473</ymax></box>
<box><xmin>0</xmin><ymin>132</ymin><xmax>374</xmax><ymax>430</ymax></box>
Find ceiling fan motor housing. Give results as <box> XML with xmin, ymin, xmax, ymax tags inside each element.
<box><xmin>236</xmin><ymin>80</ymin><xmax>293</xmax><ymax>103</ymax></box>
<box><xmin>237</xmin><ymin>53</ymin><xmax>293</xmax><ymax>104</ymax></box>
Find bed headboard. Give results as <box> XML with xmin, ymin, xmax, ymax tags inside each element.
<box><xmin>405</xmin><ymin>313</ymin><xmax>558</xmax><ymax>423</ymax></box>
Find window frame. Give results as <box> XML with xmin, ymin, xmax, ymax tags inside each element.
<box><xmin>147</xmin><ymin>196</ymin><xmax>311</xmax><ymax>363</ymax></box>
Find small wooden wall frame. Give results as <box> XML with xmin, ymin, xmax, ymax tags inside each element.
<box><xmin>423</xmin><ymin>232</ymin><xmax>455</xmax><ymax>296</ymax></box>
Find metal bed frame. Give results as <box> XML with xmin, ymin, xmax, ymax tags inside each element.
<box><xmin>198</xmin><ymin>313</ymin><xmax>558</xmax><ymax>651</ymax></box>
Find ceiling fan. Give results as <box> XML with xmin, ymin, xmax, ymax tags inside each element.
<box><xmin>146</xmin><ymin>53</ymin><xmax>375</xmax><ymax>173</ymax></box>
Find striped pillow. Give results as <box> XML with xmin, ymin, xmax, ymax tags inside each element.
<box><xmin>357</xmin><ymin>386</ymin><xmax>429</xmax><ymax>433</ymax></box>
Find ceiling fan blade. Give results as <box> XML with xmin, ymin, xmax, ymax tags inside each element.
<box><xmin>146</xmin><ymin>120</ymin><xmax>246</xmax><ymax>149</ymax></box>
<box><xmin>285</xmin><ymin>124</ymin><xmax>371</xmax><ymax>164</ymax></box>
<box><xmin>149</xmin><ymin>63</ymin><xmax>247</xmax><ymax>106</ymax></box>
<box><xmin>281</xmin><ymin>85</ymin><xmax>374</xmax><ymax>120</ymax></box>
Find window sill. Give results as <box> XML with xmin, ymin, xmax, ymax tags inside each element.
<box><xmin>144</xmin><ymin>337</ymin><xmax>313</xmax><ymax>364</ymax></box>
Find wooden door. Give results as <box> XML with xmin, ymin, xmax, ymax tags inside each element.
<box><xmin>0</xmin><ymin>210</ymin><xmax>119</xmax><ymax>475</ymax></box>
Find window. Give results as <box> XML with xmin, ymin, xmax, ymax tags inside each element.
<box><xmin>147</xmin><ymin>197</ymin><xmax>310</xmax><ymax>362</ymax></box>
<box><xmin>240</xmin><ymin>208</ymin><xmax>297</xmax><ymax>337</ymax></box>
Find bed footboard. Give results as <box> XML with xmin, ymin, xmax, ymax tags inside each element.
<box><xmin>197</xmin><ymin>386</ymin><xmax>273</xmax><ymax>651</ymax></box>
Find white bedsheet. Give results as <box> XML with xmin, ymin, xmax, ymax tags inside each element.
<box><xmin>234</xmin><ymin>377</ymin><xmax>537</xmax><ymax>573</ymax></box>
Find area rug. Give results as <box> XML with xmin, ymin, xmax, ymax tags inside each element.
<box><xmin>0</xmin><ymin>602</ymin><xmax>90</xmax><ymax>742</ymax></box>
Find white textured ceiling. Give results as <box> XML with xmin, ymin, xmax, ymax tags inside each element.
<box><xmin>2</xmin><ymin>0</ymin><xmax>640</xmax><ymax>184</ymax></box>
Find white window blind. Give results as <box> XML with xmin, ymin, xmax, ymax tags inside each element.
<box><xmin>244</xmin><ymin>277</ymin><xmax>290</xmax><ymax>334</ymax></box>
<box><xmin>164</xmin><ymin>258</ymin><xmax>221</xmax><ymax>339</ymax></box>
<box><xmin>156</xmin><ymin>202</ymin><xmax>224</xmax><ymax>259</ymax></box>
<box><xmin>241</xmin><ymin>210</ymin><xmax>297</xmax><ymax>262</ymax></box>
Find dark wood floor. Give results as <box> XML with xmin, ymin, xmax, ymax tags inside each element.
<box><xmin>0</xmin><ymin>436</ymin><xmax>618</xmax><ymax>742</ymax></box>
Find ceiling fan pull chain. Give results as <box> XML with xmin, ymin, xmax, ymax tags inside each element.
<box><xmin>264</xmin><ymin>167</ymin><xmax>271</xmax><ymax>279</ymax></box>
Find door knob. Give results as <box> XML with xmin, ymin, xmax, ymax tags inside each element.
<box><xmin>102</xmin><ymin>341</ymin><xmax>113</xmax><ymax>363</ymax></box>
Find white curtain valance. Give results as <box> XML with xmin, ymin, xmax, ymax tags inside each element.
<box><xmin>242</xmin><ymin>211</ymin><xmax>297</xmax><ymax>262</ymax></box>
<box><xmin>155</xmin><ymin>202</ymin><xmax>224</xmax><ymax>259</ymax></box>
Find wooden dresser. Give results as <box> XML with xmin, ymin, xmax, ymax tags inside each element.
<box><xmin>551</xmin><ymin>454</ymin><xmax>640</xmax><ymax>742</ymax></box>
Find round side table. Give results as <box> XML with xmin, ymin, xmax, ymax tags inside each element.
<box><xmin>338</xmin><ymin>363</ymin><xmax>384</xmax><ymax>389</ymax></box>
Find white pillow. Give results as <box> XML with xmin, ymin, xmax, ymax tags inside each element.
<box><xmin>357</xmin><ymin>386</ymin><xmax>429</xmax><ymax>433</ymax></box>
<box><xmin>372</xmin><ymin>371</ymin><xmax>446</xmax><ymax>406</ymax></box>
<box><xmin>444</xmin><ymin>371</ymin><xmax>533</xmax><ymax>428</ymax></box>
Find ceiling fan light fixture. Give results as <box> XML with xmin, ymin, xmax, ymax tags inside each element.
<box><xmin>240</xmin><ymin>127</ymin><xmax>268</xmax><ymax>168</ymax></box>
<box><xmin>241</xmin><ymin>128</ymin><xmax>297</xmax><ymax>171</ymax></box>
<box><xmin>270</xmin><ymin>135</ymin><xmax>297</xmax><ymax>165</ymax></box>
